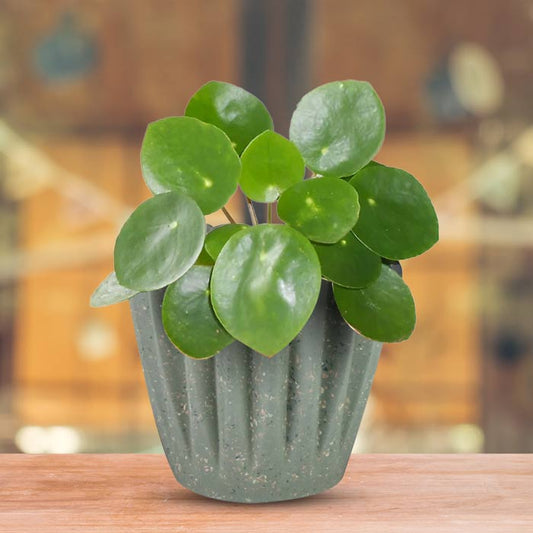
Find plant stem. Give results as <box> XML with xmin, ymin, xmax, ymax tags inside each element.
<box><xmin>246</xmin><ymin>197</ymin><xmax>259</xmax><ymax>226</ymax></box>
<box><xmin>267</xmin><ymin>203</ymin><xmax>272</xmax><ymax>224</ymax></box>
<box><xmin>221</xmin><ymin>206</ymin><xmax>237</xmax><ymax>224</ymax></box>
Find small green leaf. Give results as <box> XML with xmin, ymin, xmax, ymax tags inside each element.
<box><xmin>195</xmin><ymin>224</ymin><xmax>216</xmax><ymax>265</ymax></box>
<box><xmin>289</xmin><ymin>80</ymin><xmax>385</xmax><ymax>177</ymax></box>
<box><xmin>185</xmin><ymin>81</ymin><xmax>274</xmax><ymax>154</ymax></box>
<box><xmin>205</xmin><ymin>224</ymin><xmax>248</xmax><ymax>260</ymax></box>
<box><xmin>90</xmin><ymin>272</ymin><xmax>139</xmax><ymax>307</ymax></box>
<box><xmin>313</xmin><ymin>232</ymin><xmax>381</xmax><ymax>288</ymax></box>
<box><xmin>333</xmin><ymin>264</ymin><xmax>415</xmax><ymax>342</ymax></box>
<box><xmin>349</xmin><ymin>164</ymin><xmax>439</xmax><ymax>259</ymax></box>
<box><xmin>114</xmin><ymin>191</ymin><xmax>205</xmax><ymax>291</ymax></box>
<box><xmin>277</xmin><ymin>177</ymin><xmax>360</xmax><ymax>243</ymax></box>
<box><xmin>211</xmin><ymin>224</ymin><xmax>321</xmax><ymax>356</ymax></box>
<box><xmin>239</xmin><ymin>131</ymin><xmax>305</xmax><ymax>202</ymax></box>
<box><xmin>162</xmin><ymin>265</ymin><xmax>234</xmax><ymax>359</ymax></box>
<box><xmin>195</xmin><ymin>246</ymin><xmax>215</xmax><ymax>266</ymax></box>
<box><xmin>141</xmin><ymin>116</ymin><xmax>241</xmax><ymax>214</ymax></box>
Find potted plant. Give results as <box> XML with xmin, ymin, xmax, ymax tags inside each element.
<box><xmin>91</xmin><ymin>80</ymin><xmax>438</xmax><ymax>503</ymax></box>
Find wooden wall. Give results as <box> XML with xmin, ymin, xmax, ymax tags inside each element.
<box><xmin>311</xmin><ymin>0</ymin><xmax>533</xmax><ymax>127</ymax></box>
<box><xmin>13</xmin><ymin>137</ymin><xmax>150</xmax><ymax>430</ymax></box>
<box><xmin>374</xmin><ymin>133</ymin><xmax>480</xmax><ymax>426</ymax></box>
<box><xmin>5</xmin><ymin>0</ymin><xmax>243</xmax><ymax>433</ymax></box>
<box><xmin>1</xmin><ymin>1</ymin><xmax>241</xmax><ymax>131</ymax></box>
<box><xmin>12</xmin><ymin>136</ymin><xmax>242</xmax><ymax>430</ymax></box>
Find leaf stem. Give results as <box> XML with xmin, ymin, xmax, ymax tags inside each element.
<box><xmin>221</xmin><ymin>206</ymin><xmax>237</xmax><ymax>224</ymax></box>
<box><xmin>246</xmin><ymin>197</ymin><xmax>259</xmax><ymax>226</ymax></box>
<box><xmin>267</xmin><ymin>203</ymin><xmax>272</xmax><ymax>224</ymax></box>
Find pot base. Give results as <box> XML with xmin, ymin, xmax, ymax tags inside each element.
<box><xmin>176</xmin><ymin>470</ymin><xmax>345</xmax><ymax>504</ymax></box>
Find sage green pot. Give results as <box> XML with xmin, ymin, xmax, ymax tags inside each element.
<box><xmin>130</xmin><ymin>281</ymin><xmax>381</xmax><ymax>503</ymax></box>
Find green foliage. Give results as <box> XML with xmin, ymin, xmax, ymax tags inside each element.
<box><xmin>162</xmin><ymin>266</ymin><xmax>234</xmax><ymax>358</ymax></box>
<box><xmin>210</xmin><ymin>225</ymin><xmax>321</xmax><ymax>356</ymax></box>
<box><xmin>194</xmin><ymin>246</ymin><xmax>215</xmax><ymax>266</ymax></box>
<box><xmin>141</xmin><ymin>116</ymin><xmax>240</xmax><ymax>214</ymax></box>
<box><xmin>313</xmin><ymin>232</ymin><xmax>381</xmax><ymax>288</ymax></box>
<box><xmin>185</xmin><ymin>81</ymin><xmax>273</xmax><ymax>154</ymax></box>
<box><xmin>205</xmin><ymin>224</ymin><xmax>248</xmax><ymax>260</ymax></box>
<box><xmin>333</xmin><ymin>264</ymin><xmax>416</xmax><ymax>342</ymax></box>
<box><xmin>91</xmin><ymin>79</ymin><xmax>439</xmax><ymax>358</ymax></box>
<box><xmin>90</xmin><ymin>272</ymin><xmax>139</xmax><ymax>307</ymax></box>
<box><xmin>239</xmin><ymin>131</ymin><xmax>305</xmax><ymax>202</ymax></box>
<box><xmin>349</xmin><ymin>164</ymin><xmax>439</xmax><ymax>259</ymax></box>
<box><xmin>277</xmin><ymin>177</ymin><xmax>360</xmax><ymax>243</ymax></box>
<box><xmin>114</xmin><ymin>191</ymin><xmax>205</xmax><ymax>291</ymax></box>
<box><xmin>289</xmin><ymin>80</ymin><xmax>385</xmax><ymax>177</ymax></box>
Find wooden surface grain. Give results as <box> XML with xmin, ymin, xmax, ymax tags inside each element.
<box><xmin>0</xmin><ymin>454</ymin><xmax>531</xmax><ymax>532</ymax></box>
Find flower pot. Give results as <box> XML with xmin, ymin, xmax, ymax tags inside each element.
<box><xmin>130</xmin><ymin>281</ymin><xmax>382</xmax><ymax>503</ymax></box>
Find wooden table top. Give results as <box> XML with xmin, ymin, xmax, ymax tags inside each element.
<box><xmin>0</xmin><ymin>454</ymin><xmax>531</xmax><ymax>532</ymax></box>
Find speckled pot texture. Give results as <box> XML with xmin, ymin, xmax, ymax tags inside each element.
<box><xmin>130</xmin><ymin>281</ymin><xmax>382</xmax><ymax>503</ymax></box>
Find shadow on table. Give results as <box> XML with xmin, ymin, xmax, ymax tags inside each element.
<box><xmin>154</xmin><ymin>484</ymin><xmax>362</xmax><ymax>508</ymax></box>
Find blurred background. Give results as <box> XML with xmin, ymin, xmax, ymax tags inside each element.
<box><xmin>0</xmin><ymin>0</ymin><xmax>532</xmax><ymax>454</ymax></box>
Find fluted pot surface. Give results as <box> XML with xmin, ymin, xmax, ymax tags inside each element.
<box><xmin>130</xmin><ymin>281</ymin><xmax>381</xmax><ymax>503</ymax></box>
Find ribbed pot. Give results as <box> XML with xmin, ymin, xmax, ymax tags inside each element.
<box><xmin>130</xmin><ymin>281</ymin><xmax>382</xmax><ymax>503</ymax></box>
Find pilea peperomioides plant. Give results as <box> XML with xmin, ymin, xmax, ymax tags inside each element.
<box><xmin>91</xmin><ymin>79</ymin><xmax>439</xmax><ymax>358</ymax></box>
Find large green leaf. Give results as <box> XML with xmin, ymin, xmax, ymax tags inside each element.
<box><xmin>162</xmin><ymin>265</ymin><xmax>234</xmax><ymax>359</ymax></box>
<box><xmin>90</xmin><ymin>272</ymin><xmax>139</xmax><ymax>307</ymax></box>
<box><xmin>289</xmin><ymin>80</ymin><xmax>385</xmax><ymax>177</ymax></box>
<box><xmin>114</xmin><ymin>191</ymin><xmax>205</xmax><ymax>291</ymax></box>
<box><xmin>313</xmin><ymin>232</ymin><xmax>381</xmax><ymax>288</ymax></box>
<box><xmin>185</xmin><ymin>81</ymin><xmax>274</xmax><ymax>154</ymax></box>
<box><xmin>349</xmin><ymin>164</ymin><xmax>439</xmax><ymax>259</ymax></box>
<box><xmin>205</xmin><ymin>224</ymin><xmax>248</xmax><ymax>260</ymax></box>
<box><xmin>210</xmin><ymin>224</ymin><xmax>321</xmax><ymax>356</ymax></box>
<box><xmin>333</xmin><ymin>264</ymin><xmax>415</xmax><ymax>342</ymax></box>
<box><xmin>277</xmin><ymin>177</ymin><xmax>360</xmax><ymax>243</ymax></box>
<box><xmin>239</xmin><ymin>131</ymin><xmax>305</xmax><ymax>202</ymax></box>
<box><xmin>141</xmin><ymin>116</ymin><xmax>241</xmax><ymax>214</ymax></box>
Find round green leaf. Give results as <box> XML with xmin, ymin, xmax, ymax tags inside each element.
<box><xmin>239</xmin><ymin>131</ymin><xmax>305</xmax><ymax>202</ymax></box>
<box><xmin>185</xmin><ymin>81</ymin><xmax>274</xmax><ymax>154</ymax></box>
<box><xmin>90</xmin><ymin>272</ymin><xmax>139</xmax><ymax>307</ymax></box>
<box><xmin>114</xmin><ymin>191</ymin><xmax>205</xmax><ymax>291</ymax></box>
<box><xmin>349</xmin><ymin>164</ymin><xmax>439</xmax><ymax>259</ymax></box>
<box><xmin>289</xmin><ymin>80</ymin><xmax>385</xmax><ymax>177</ymax></box>
<box><xmin>211</xmin><ymin>224</ymin><xmax>321</xmax><ymax>356</ymax></box>
<box><xmin>333</xmin><ymin>264</ymin><xmax>415</xmax><ymax>342</ymax></box>
<box><xmin>141</xmin><ymin>116</ymin><xmax>241</xmax><ymax>214</ymax></box>
<box><xmin>205</xmin><ymin>224</ymin><xmax>248</xmax><ymax>260</ymax></box>
<box><xmin>313</xmin><ymin>232</ymin><xmax>381</xmax><ymax>288</ymax></box>
<box><xmin>162</xmin><ymin>265</ymin><xmax>234</xmax><ymax>359</ymax></box>
<box><xmin>277</xmin><ymin>177</ymin><xmax>360</xmax><ymax>243</ymax></box>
